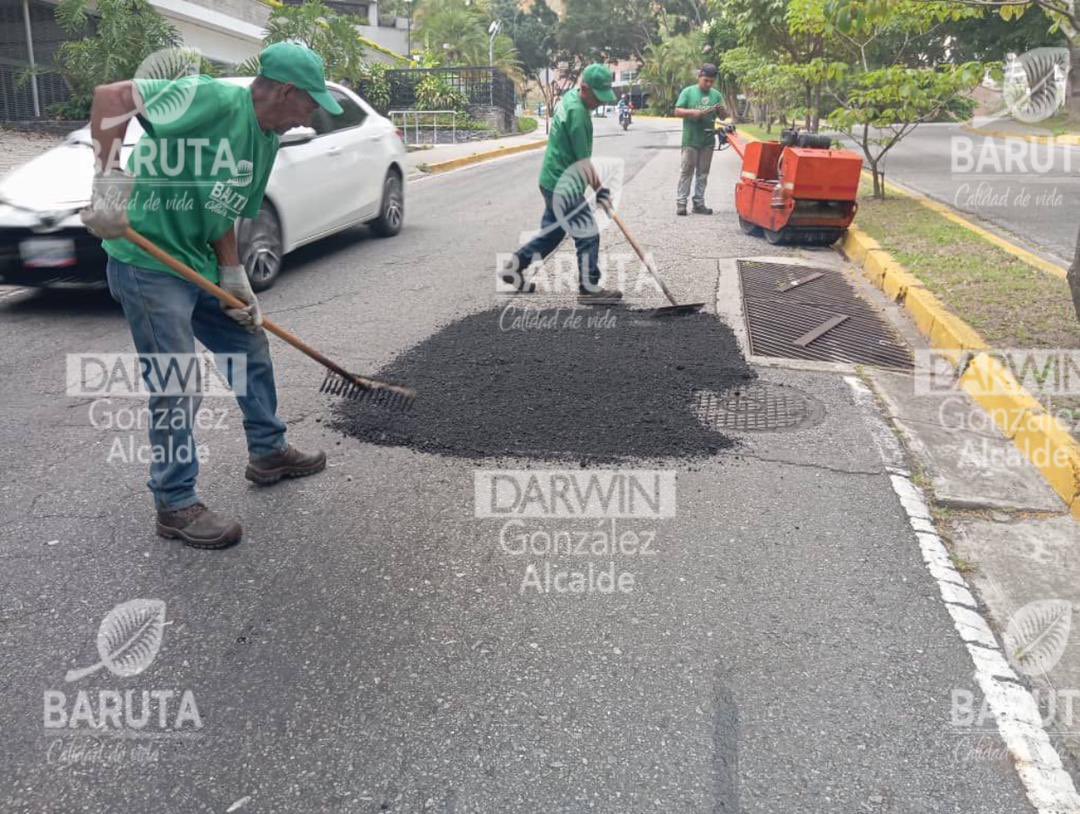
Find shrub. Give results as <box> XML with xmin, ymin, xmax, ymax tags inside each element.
<box><xmin>415</xmin><ymin>74</ymin><xmax>469</xmax><ymax>111</ymax></box>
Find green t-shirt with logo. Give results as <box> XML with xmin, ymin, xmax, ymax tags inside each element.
<box><xmin>676</xmin><ymin>84</ymin><xmax>724</xmax><ymax>150</ymax></box>
<box><xmin>539</xmin><ymin>88</ymin><xmax>593</xmax><ymax>194</ymax></box>
<box><xmin>103</xmin><ymin>76</ymin><xmax>280</xmax><ymax>284</ymax></box>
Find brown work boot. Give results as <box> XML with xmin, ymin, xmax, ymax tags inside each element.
<box><xmin>692</xmin><ymin>203</ymin><xmax>713</xmax><ymax>215</ymax></box>
<box><xmin>676</xmin><ymin>203</ymin><xmax>688</xmax><ymax>216</ymax></box>
<box><xmin>245</xmin><ymin>444</ymin><xmax>327</xmax><ymax>485</ymax></box>
<box><xmin>578</xmin><ymin>287</ymin><xmax>624</xmax><ymax>304</ymax></box>
<box><xmin>156</xmin><ymin>503</ymin><xmax>242</xmax><ymax>549</ymax></box>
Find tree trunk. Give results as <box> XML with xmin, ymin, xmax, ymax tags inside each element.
<box><xmin>871</xmin><ymin>163</ymin><xmax>884</xmax><ymax>199</ymax></box>
<box><xmin>1069</xmin><ymin>38</ymin><xmax>1080</xmax><ymax>118</ymax></box>
<box><xmin>1068</xmin><ymin>220</ymin><xmax>1080</xmax><ymax>321</ymax></box>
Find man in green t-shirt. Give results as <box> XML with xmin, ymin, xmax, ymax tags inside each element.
<box><xmin>80</xmin><ymin>42</ymin><xmax>341</xmax><ymax>549</ymax></box>
<box><xmin>674</xmin><ymin>64</ymin><xmax>725</xmax><ymax>216</ymax></box>
<box><xmin>500</xmin><ymin>64</ymin><xmax>621</xmax><ymax>301</ymax></box>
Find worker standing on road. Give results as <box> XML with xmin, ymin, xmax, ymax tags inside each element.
<box><xmin>674</xmin><ymin>64</ymin><xmax>725</xmax><ymax>216</ymax></box>
<box><xmin>80</xmin><ymin>42</ymin><xmax>341</xmax><ymax>549</ymax></box>
<box><xmin>500</xmin><ymin>64</ymin><xmax>622</xmax><ymax>301</ymax></box>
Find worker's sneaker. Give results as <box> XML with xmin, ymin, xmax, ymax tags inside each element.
<box><xmin>245</xmin><ymin>444</ymin><xmax>327</xmax><ymax>485</ymax></box>
<box><xmin>499</xmin><ymin>256</ymin><xmax>535</xmax><ymax>294</ymax></box>
<box><xmin>578</xmin><ymin>287</ymin><xmax>623</xmax><ymax>304</ymax></box>
<box><xmin>692</xmin><ymin>203</ymin><xmax>713</xmax><ymax>215</ymax></box>
<box><xmin>676</xmin><ymin>204</ymin><xmax>688</xmax><ymax>216</ymax></box>
<box><xmin>156</xmin><ymin>503</ymin><xmax>242</xmax><ymax>549</ymax></box>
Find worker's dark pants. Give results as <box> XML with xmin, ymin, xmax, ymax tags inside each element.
<box><xmin>513</xmin><ymin>186</ymin><xmax>601</xmax><ymax>292</ymax></box>
<box><xmin>106</xmin><ymin>258</ymin><xmax>287</xmax><ymax>511</ymax></box>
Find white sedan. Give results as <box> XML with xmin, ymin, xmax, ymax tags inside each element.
<box><xmin>0</xmin><ymin>78</ymin><xmax>406</xmax><ymax>291</ymax></box>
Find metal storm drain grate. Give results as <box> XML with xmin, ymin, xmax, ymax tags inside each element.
<box><xmin>738</xmin><ymin>260</ymin><xmax>913</xmax><ymax>369</ymax></box>
<box><xmin>693</xmin><ymin>383</ymin><xmax>825</xmax><ymax>432</ymax></box>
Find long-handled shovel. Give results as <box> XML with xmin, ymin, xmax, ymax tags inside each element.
<box><xmin>123</xmin><ymin>227</ymin><xmax>415</xmax><ymax>412</ymax></box>
<box><xmin>597</xmin><ymin>200</ymin><xmax>706</xmax><ymax>317</ymax></box>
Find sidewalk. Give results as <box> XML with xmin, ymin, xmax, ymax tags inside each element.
<box><xmin>965</xmin><ymin>115</ymin><xmax>1080</xmax><ymax>145</ymax></box>
<box><xmin>0</xmin><ymin>128</ymin><xmax>61</xmax><ymax>177</ymax></box>
<box><xmin>404</xmin><ymin>128</ymin><xmax>548</xmax><ymax>177</ymax></box>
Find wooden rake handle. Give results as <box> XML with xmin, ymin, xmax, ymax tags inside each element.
<box><xmin>122</xmin><ymin>227</ymin><xmax>383</xmax><ymax>390</ymax></box>
<box><xmin>596</xmin><ymin>200</ymin><xmax>680</xmax><ymax>307</ymax></box>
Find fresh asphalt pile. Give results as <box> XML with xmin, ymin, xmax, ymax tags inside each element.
<box><xmin>332</xmin><ymin>305</ymin><xmax>755</xmax><ymax>463</ymax></box>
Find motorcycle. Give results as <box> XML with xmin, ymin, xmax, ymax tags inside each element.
<box><xmin>619</xmin><ymin>107</ymin><xmax>632</xmax><ymax>130</ymax></box>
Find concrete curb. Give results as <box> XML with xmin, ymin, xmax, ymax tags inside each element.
<box><xmin>422</xmin><ymin>139</ymin><xmax>548</xmax><ymax>175</ymax></box>
<box><xmin>961</xmin><ymin>122</ymin><xmax>1080</xmax><ymax>148</ymax></box>
<box><xmin>841</xmin><ymin>227</ymin><xmax>1080</xmax><ymax>517</ymax></box>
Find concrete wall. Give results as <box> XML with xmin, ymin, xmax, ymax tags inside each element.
<box><xmin>356</xmin><ymin>19</ymin><xmax>409</xmax><ymax>60</ymax></box>
<box><xmin>149</xmin><ymin>0</ymin><xmax>269</xmax><ymax>64</ymax></box>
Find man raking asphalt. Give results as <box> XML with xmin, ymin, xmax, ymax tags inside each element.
<box><xmin>81</xmin><ymin>42</ymin><xmax>341</xmax><ymax>549</ymax></box>
<box><xmin>500</xmin><ymin>64</ymin><xmax>623</xmax><ymax>302</ymax></box>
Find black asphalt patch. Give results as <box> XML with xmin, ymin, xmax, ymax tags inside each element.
<box><xmin>331</xmin><ymin>304</ymin><xmax>755</xmax><ymax>463</ymax></box>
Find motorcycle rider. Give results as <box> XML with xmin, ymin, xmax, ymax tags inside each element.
<box><xmin>617</xmin><ymin>94</ymin><xmax>632</xmax><ymax>127</ymax></box>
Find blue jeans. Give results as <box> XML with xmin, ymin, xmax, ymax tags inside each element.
<box><xmin>513</xmin><ymin>187</ymin><xmax>601</xmax><ymax>291</ymax></box>
<box><xmin>106</xmin><ymin>258</ymin><xmax>287</xmax><ymax>511</ymax></box>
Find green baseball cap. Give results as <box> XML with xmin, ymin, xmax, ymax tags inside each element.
<box><xmin>258</xmin><ymin>41</ymin><xmax>343</xmax><ymax>115</ymax></box>
<box><xmin>582</xmin><ymin>63</ymin><xmax>617</xmax><ymax>104</ymax></box>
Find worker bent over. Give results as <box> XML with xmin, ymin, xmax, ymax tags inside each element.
<box><xmin>675</xmin><ymin>64</ymin><xmax>725</xmax><ymax>216</ymax></box>
<box><xmin>81</xmin><ymin>43</ymin><xmax>342</xmax><ymax>549</ymax></box>
<box><xmin>501</xmin><ymin>64</ymin><xmax>622</xmax><ymax>302</ymax></box>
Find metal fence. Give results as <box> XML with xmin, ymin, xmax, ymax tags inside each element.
<box><xmin>386</xmin><ymin>67</ymin><xmax>515</xmax><ymax>119</ymax></box>
<box><xmin>389</xmin><ymin>109</ymin><xmax>458</xmax><ymax>145</ymax></box>
<box><xmin>0</xmin><ymin>0</ymin><xmax>78</xmax><ymax>121</ymax></box>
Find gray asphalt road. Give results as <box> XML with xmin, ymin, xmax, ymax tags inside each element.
<box><xmin>849</xmin><ymin>122</ymin><xmax>1080</xmax><ymax>264</ymax></box>
<box><xmin>0</xmin><ymin>117</ymin><xmax>1038</xmax><ymax>812</ymax></box>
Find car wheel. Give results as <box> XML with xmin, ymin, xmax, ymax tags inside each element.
<box><xmin>370</xmin><ymin>170</ymin><xmax>404</xmax><ymax>237</ymax></box>
<box><xmin>239</xmin><ymin>200</ymin><xmax>283</xmax><ymax>292</ymax></box>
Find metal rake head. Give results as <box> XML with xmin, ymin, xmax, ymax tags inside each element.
<box><xmin>320</xmin><ymin>371</ymin><xmax>415</xmax><ymax>413</ymax></box>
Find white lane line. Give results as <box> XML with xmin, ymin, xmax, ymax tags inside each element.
<box><xmin>845</xmin><ymin>375</ymin><xmax>1080</xmax><ymax>813</ymax></box>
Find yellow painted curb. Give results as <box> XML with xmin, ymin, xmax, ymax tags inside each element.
<box><xmin>841</xmin><ymin>225</ymin><xmax>1080</xmax><ymax>516</ymax></box>
<box><xmin>424</xmin><ymin>139</ymin><xmax>548</xmax><ymax>174</ymax></box>
<box><xmin>961</xmin><ymin>122</ymin><xmax>1080</xmax><ymax>148</ymax></box>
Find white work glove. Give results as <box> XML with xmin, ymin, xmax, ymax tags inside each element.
<box><xmin>218</xmin><ymin>264</ymin><xmax>262</xmax><ymax>332</ymax></box>
<box><xmin>81</xmin><ymin>170</ymin><xmax>133</xmax><ymax>240</ymax></box>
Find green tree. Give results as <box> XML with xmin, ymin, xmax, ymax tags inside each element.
<box><xmin>557</xmin><ymin>0</ymin><xmax>657</xmax><ymax>67</ymax></box>
<box><xmin>719</xmin><ymin>45</ymin><xmax>802</xmax><ymax>128</ymax></box>
<box><xmin>640</xmin><ymin>31</ymin><xmax>708</xmax><ymax>113</ymax></box>
<box><xmin>934</xmin><ymin>1</ymin><xmax>1080</xmax><ymax>113</ymax></box>
<box><xmin>240</xmin><ymin>0</ymin><xmax>367</xmax><ymax>84</ymax></box>
<box><xmin>48</xmin><ymin>0</ymin><xmax>183</xmax><ymax>119</ymax></box>
<box><xmin>493</xmin><ymin>0</ymin><xmax>560</xmax><ymax>108</ymax></box>
<box><xmin>415</xmin><ymin>0</ymin><xmax>522</xmax><ymax>78</ymax></box>
<box><xmin>799</xmin><ymin>0</ymin><xmax>984</xmax><ymax>197</ymax></box>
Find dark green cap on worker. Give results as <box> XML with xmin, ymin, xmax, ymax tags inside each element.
<box><xmin>581</xmin><ymin>63</ymin><xmax>617</xmax><ymax>104</ymax></box>
<box><xmin>258</xmin><ymin>41</ymin><xmax>343</xmax><ymax>115</ymax></box>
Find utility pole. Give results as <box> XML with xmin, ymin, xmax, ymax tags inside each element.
<box><xmin>22</xmin><ymin>0</ymin><xmax>41</xmax><ymax>118</ymax></box>
<box><xmin>487</xmin><ymin>20</ymin><xmax>501</xmax><ymax>107</ymax></box>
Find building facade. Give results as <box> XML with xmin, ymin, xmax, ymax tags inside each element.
<box><xmin>1</xmin><ymin>0</ymin><xmax>409</xmax><ymax>121</ymax></box>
